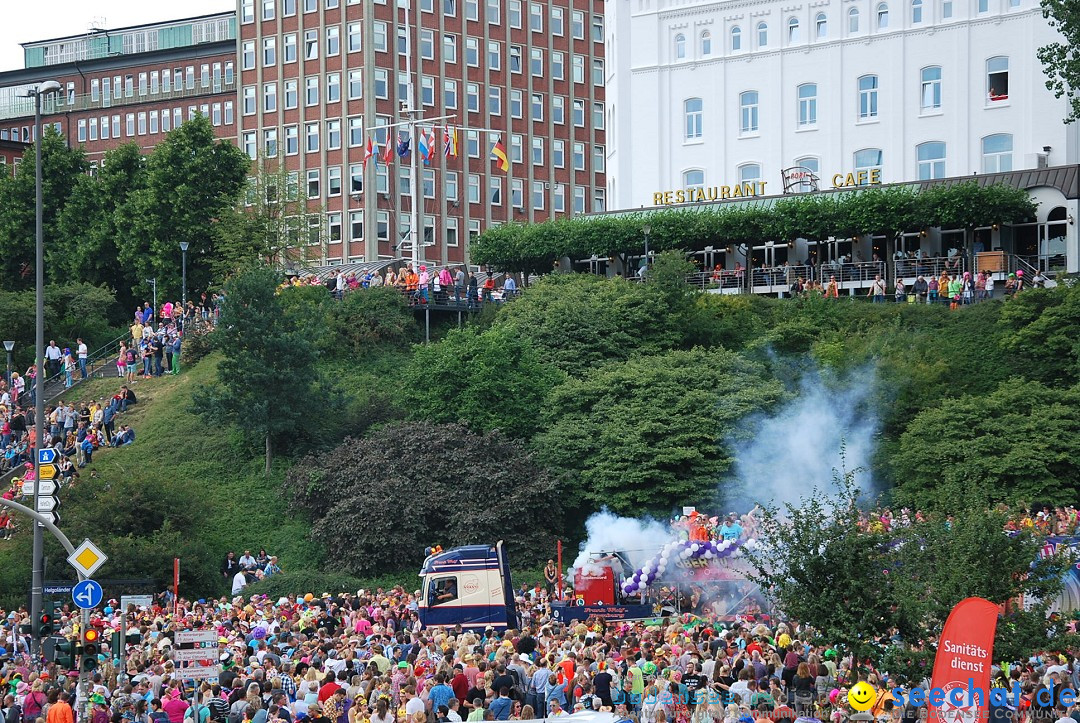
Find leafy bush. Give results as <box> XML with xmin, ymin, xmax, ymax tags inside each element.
<box><xmin>328</xmin><ymin>286</ymin><xmax>420</xmax><ymax>353</ymax></box>
<box><xmin>287</xmin><ymin>421</ymin><xmax>563</xmax><ymax>576</ymax></box>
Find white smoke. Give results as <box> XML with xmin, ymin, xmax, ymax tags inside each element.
<box><xmin>571</xmin><ymin>367</ymin><xmax>878</xmax><ymax>572</ymax></box>
<box><xmin>571</xmin><ymin>509</ymin><xmax>672</xmax><ymax>573</ymax></box>
<box><xmin>726</xmin><ymin>367</ymin><xmax>877</xmax><ymax>509</ymax></box>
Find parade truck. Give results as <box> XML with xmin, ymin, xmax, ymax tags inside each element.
<box><xmin>417</xmin><ymin>542</ymin><xmax>654</xmax><ymax>630</ymax></box>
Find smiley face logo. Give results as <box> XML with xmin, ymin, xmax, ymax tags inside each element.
<box><xmin>848</xmin><ymin>681</ymin><xmax>878</xmax><ymax>711</ymax></box>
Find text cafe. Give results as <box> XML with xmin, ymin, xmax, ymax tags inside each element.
<box><xmin>652</xmin><ymin>168</ymin><xmax>883</xmax><ymax>206</ymax></box>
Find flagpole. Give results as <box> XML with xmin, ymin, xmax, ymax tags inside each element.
<box><xmin>402</xmin><ymin>0</ymin><xmax>420</xmax><ymax>270</ymax></box>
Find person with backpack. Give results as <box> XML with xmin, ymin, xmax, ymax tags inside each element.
<box><xmin>22</xmin><ymin>681</ymin><xmax>47</xmax><ymax>723</ymax></box>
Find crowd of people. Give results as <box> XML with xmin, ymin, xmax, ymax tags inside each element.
<box><xmin>0</xmin><ymin>298</ymin><xmax>208</xmax><ymax>537</ymax></box>
<box><xmin>282</xmin><ymin>265</ymin><xmax>518</xmax><ymax>309</ymax></box>
<box><xmin>2</xmin><ymin>583</ymin><xmax>1078</xmax><ymax>723</ymax></box>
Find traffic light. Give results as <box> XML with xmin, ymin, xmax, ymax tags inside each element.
<box><xmin>81</xmin><ymin>627</ymin><xmax>100</xmax><ymax>672</ymax></box>
<box><xmin>110</xmin><ymin>630</ymin><xmax>122</xmax><ymax>660</ymax></box>
<box><xmin>51</xmin><ymin>637</ymin><xmax>76</xmax><ymax>669</ymax></box>
<box><xmin>38</xmin><ymin>599</ymin><xmax>57</xmax><ymax>637</ymax></box>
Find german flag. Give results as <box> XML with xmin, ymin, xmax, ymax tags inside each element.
<box><xmin>490</xmin><ymin>137</ymin><xmax>510</xmax><ymax>172</ymax></box>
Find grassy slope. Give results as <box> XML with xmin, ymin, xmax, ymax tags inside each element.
<box><xmin>0</xmin><ymin>356</ymin><xmax>322</xmax><ymax>607</ymax></box>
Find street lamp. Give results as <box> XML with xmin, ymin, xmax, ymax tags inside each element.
<box><xmin>179</xmin><ymin>242</ymin><xmax>190</xmax><ymax>312</ymax></box>
<box><xmin>3</xmin><ymin>341</ymin><xmax>13</xmax><ymax>387</ymax></box>
<box><xmin>642</xmin><ymin>224</ymin><xmax>652</xmax><ymax>279</ymax></box>
<box><xmin>146</xmin><ymin>278</ymin><xmax>157</xmax><ymax>326</ymax></box>
<box><xmin>24</xmin><ymin>78</ymin><xmax>61</xmax><ymax>658</ymax></box>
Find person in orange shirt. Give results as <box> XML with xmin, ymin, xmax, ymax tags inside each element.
<box><xmin>46</xmin><ymin>691</ymin><xmax>75</xmax><ymax>723</ymax></box>
<box><xmin>557</xmin><ymin>652</ymin><xmax>577</xmax><ymax>703</ymax></box>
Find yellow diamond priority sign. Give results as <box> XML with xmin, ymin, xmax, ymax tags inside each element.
<box><xmin>67</xmin><ymin>538</ymin><xmax>107</xmax><ymax>578</ymax></box>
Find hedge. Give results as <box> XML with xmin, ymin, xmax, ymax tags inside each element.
<box><xmin>471</xmin><ymin>182</ymin><xmax>1037</xmax><ymax>274</ymax></box>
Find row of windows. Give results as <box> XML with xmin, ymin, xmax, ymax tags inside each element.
<box><xmin>680</xmin><ymin>134</ymin><xmax>1015</xmax><ymax>191</ymax></box>
<box><xmin>276</xmin><ymin>208</ymin><xmax>472</xmax><ymax>249</ymax></box>
<box><xmin>242</xmin><ymin>72</ymin><xmax>606</xmax><ymax>123</ymax></box>
<box><xmin>88</xmin><ymin>63</ymin><xmax>235</xmax><ymax>105</ymax></box>
<box><xmin>683</xmin><ymin>59</ymin><xmax>1009</xmax><ymax>140</ymax></box>
<box><xmin>242</xmin><ymin>26</ymin><xmax>605</xmax><ymax>88</ymax></box>
<box><xmin>76</xmin><ymin>103</ymin><xmax>235</xmax><ymax>142</ymax></box>
<box><xmin>242</xmin><ymin>0</ymin><xmax>603</xmax><ymax>42</ymax></box>
<box><xmin>678</xmin><ymin>0</ymin><xmax>1024</xmax><ymax>58</ymax></box>
<box><xmin>241</xmin><ymin>120</ymin><xmax>604</xmax><ymax>175</ymax></box>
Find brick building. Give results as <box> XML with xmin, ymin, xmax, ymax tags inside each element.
<box><xmin>0</xmin><ymin>13</ymin><xmax>237</xmax><ymax>171</ymax></box>
<box><xmin>0</xmin><ymin>1</ymin><xmax>607</xmax><ymax>266</ymax></box>
<box><xmin>237</xmin><ymin>0</ymin><xmax>607</xmax><ymax>265</ymax></box>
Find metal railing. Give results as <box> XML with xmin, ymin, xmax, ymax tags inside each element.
<box><xmin>890</xmin><ymin>255</ymin><xmax>967</xmax><ymax>281</ymax></box>
<box><xmin>816</xmin><ymin>260</ymin><xmax>887</xmax><ymax>285</ymax></box>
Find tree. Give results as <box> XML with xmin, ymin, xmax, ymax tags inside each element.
<box><xmin>52</xmin><ymin>143</ymin><xmax>147</xmax><ymax>306</ymax></box>
<box><xmin>117</xmin><ymin>115</ymin><xmax>249</xmax><ymax>301</ymax></box>
<box><xmin>286</xmin><ymin>421</ymin><xmax>563</xmax><ymax>576</ymax></box>
<box><xmin>400</xmin><ymin>324</ymin><xmax>562</xmax><ymax>439</ymax></box>
<box><xmin>997</xmin><ymin>284</ymin><xmax>1080</xmax><ymax>385</ymax></box>
<box><xmin>748</xmin><ymin>477</ymin><xmax>1073</xmax><ymax>682</ymax></box>
<box><xmin>193</xmin><ymin>265</ymin><xmax>319</xmax><ymax>475</ymax></box>
<box><xmin>493</xmin><ymin>274</ymin><xmax>682</xmax><ymax>376</ymax></box>
<box><xmin>534</xmin><ymin>347</ymin><xmax>785</xmax><ymax>516</ymax></box>
<box><xmin>212</xmin><ymin>160</ymin><xmax>320</xmax><ymax>277</ymax></box>
<box><xmin>1038</xmin><ymin>0</ymin><xmax>1080</xmax><ymax>123</ymax></box>
<box><xmin>0</xmin><ymin>126</ymin><xmax>88</xmax><ymax>290</ymax></box>
<box><xmin>892</xmin><ymin>379</ymin><xmax>1080</xmax><ymax>507</ymax></box>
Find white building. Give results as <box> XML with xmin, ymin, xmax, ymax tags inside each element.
<box><xmin>605</xmin><ymin>0</ymin><xmax>1080</xmax><ymax>206</ymax></box>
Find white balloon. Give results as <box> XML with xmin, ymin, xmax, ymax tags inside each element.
<box><xmin>690</xmin><ymin>544</ymin><xmax>700</xmax><ymax>553</ymax></box>
<box><xmin>703</xmin><ymin>550</ymin><xmax>713</xmax><ymax>559</ymax></box>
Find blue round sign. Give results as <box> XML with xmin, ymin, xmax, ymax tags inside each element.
<box><xmin>72</xmin><ymin>580</ymin><xmax>103</xmax><ymax>609</ymax></box>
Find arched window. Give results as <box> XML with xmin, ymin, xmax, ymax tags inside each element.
<box><xmin>738</xmin><ymin>163</ymin><xmax>762</xmax><ymax>183</ymax></box>
<box><xmin>854</xmin><ymin>148</ymin><xmax>883</xmax><ymax>176</ymax></box>
<box><xmin>797</xmin><ymin>83</ymin><xmax>817</xmax><ymax>126</ymax></box>
<box><xmin>700</xmin><ymin>30</ymin><xmax>712</xmax><ymax>56</ymax></box>
<box><xmin>877</xmin><ymin>3</ymin><xmax>890</xmax><ymax>28</ymax></box>
<box><xmin>815</xmin><ymin>13</ymin><xmax>828</xmax><ymax>38</ymax></box>
<box><xmin>757</xmin><ymin>21</ymin><xmax>769</xmax><ymax>47</ymax></box>
<box><xmin>731</xmin><ymin>25</ymin><xmax>742</xmax><ymax>50</ymax></box>
<box><xmin>858</xmin><ymin>75</ymin><xmax>879</xmax><ymax>119</ymax></box>
<box><xmin>921</xmin><ymin>66</ymin><xmax>942</xmax><ymax>110</ymax></box>
<box><xmin>683</xmin><ymin>169</ymin><xmax>706</xmax><ymax>189</ymax></box>
<box><xmin>848</xmin><ymin>7</ymin><xmax>861</xmax><ymax>31</ymax></box>
<box><xmin>981</xmin><ymin>133</ymin><xmax>1013</xmax><ymax>172</ymax></box>
<box><xmin>916</xmin><ymin>141</ymin><xmax>946</xmax><ymax>179</ymax></box>
<box><xmin>674</xmin><ymin>33</ymin><xmax>686</xmax><ymax>59</ymax></box>
<box><xmin>788</xmin><ymin>17</ymin><xmax>800</xmax><ymax>42</ymax></box>
<box><xmin>684</xmin><ymin>97</ymin><xmax>703</xmax><ymax>139</ymax></box>
<box><xmin>740</xmin><ymin>90</ymin><xmax>759</xmax><ymax>134</ymax></box>
<box><xmin>912</xmin><ymin>0</ymin><xmax>923</xmax><ymax>22</ymax></box>
<box><xmin>794</xmin><ymin>157</ymin><xmax>820</xmax><ymax>191</ymax></box>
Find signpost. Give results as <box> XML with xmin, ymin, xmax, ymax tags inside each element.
<box><xmin>175</xmin><ymin>630</ymin><xmax>220</xmax><ymax>688</ymax></box>
<box><xmin>23</xmin><ymin>475</ymin><xmax>60</xmax><ymax>524</ymax></box>
<box><xmin>72</xmin><ymin>580</ymin><xmax>103</xmax><ymax>610</ymax></box>
<box><xmin>68</xmin><ymin>539</ymin><xmax>108</xmax><ymax>578</ymax></box>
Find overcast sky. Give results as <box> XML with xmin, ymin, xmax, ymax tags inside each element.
<box><xmin>1</xmin><ymin>0</ymin><xmax>231</xmax><ymax>72</ymax></box>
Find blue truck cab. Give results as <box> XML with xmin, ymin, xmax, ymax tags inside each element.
<box><xmin>417</xmin><ymin>541</ymin><xmax>518</xmax><ymax>630</ymax></box>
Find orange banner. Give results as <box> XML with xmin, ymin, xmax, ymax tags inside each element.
<box><xmin>929</xmin><ymin>597</ymin><xmax>999</xmax><ymax>723</ymax></box>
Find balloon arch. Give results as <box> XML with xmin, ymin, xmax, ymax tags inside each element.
<box><xmin>621</xmin><ymin>537</ymin><xmax>760</xmax><ymax>596</ymax></box>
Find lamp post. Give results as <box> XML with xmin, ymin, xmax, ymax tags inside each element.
<box><xmin>3</xmin><ymin>341</ymin><xmax>13</xmax><ymax>387</ymax></box>
<box><xmin>179</xmin><ymin>242</ymin><xmax>189</xmax><ymax>312</ymax></box>
<box><xmin>25</xmin><ymin>78</ymin><xmax>61</xmax><ymax>658</ymax></box>
<box><xmin>642</xmin><ymin>225</ymin><xmax>652</xmax><ymax>279</ymax></box>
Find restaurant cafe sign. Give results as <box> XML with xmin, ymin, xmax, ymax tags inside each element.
<box><xmin>652</xmin><ymin>167</ymin><xmax>882</xmax><ymax>206</ymax></box>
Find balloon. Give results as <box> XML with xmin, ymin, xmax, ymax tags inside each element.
<box><xmin>690</xmin><ymin>544</ymin><xmax>699</xmax><ymax>553</ymax></box>
<box><xmin>703</xmin><ymin>551</ymin><xmax>713</xmax><ymax>559</ymax></box>
<box><xmin>304</xmin><ymin>593</ymin><xmax>314</xmax><ymax>602</ymax></box>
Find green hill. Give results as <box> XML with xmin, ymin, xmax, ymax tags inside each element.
<box><xmin>1</xmin><ymin>264</ymin><xmax>1077</xmax><ymax>605</ymax></box>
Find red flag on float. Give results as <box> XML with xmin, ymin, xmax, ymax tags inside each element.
<box><xmin>928</xmin><ymin>597</ymin><xmax>998</xmax><ymax>723</ymax></box>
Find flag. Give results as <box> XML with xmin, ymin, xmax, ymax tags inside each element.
<box><xmin>928</xmin><ymin>598</ymin><xmax>998</xmax><ymax>723</ymax></box>
<box><xmin>491</xmin><ymin>137</ymin><xmax>510</xmax><ymax>171</ymax></box>
<box><xmin>417</xmin><ymin>129</ymin><xmax>430</xmax><ymax>164</ymax></box>
<box><xmin>363</xmin><ymin>137</ymin><xmax>376</xmax><ymax>170</ymax></box>
<box><xmin>443</xmin><ymin>125</ymin><xmax>458</xmax><ymax>158</ymax></box>
<box><xmin>397</xmin><ymin>135</ymin><xmax>411</xmax><ymax>158</ymax></box>
<box><xmin>383</xmin><ymin>135</ymin><xmax>395</xmax><ymax>165</ymax></box>
<box><xmin>425</xmin><ymin>127</ymin><xmax>437</xmax><ymax>163</ymax></box>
